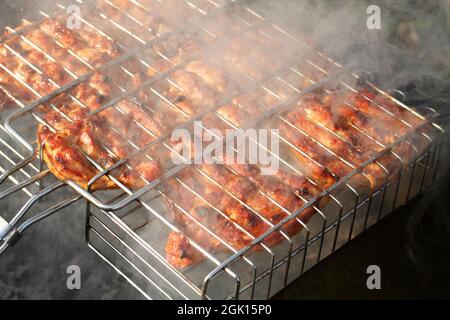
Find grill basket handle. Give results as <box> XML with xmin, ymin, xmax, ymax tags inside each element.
<box><xmin>0</xmin><ymin>179</ymin><xmax>80</xmax><ymax>256</ymax></box>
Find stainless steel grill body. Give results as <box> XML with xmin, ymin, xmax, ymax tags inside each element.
<box><xmin>0</xmin><ymin>0</ymin><xmax>446</xmax><ymax>300</ymax></box>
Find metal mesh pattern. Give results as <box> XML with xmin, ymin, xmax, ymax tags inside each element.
<box><xmin>0</xmin><ymin>0</ymin><xmax>446</xmax><ymax>299</ymax></box>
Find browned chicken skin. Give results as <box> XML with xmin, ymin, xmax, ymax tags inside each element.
<box><xmin>0</xmin><ymin>88</ymin><xmax>12</xmax><ymax>109</ymax></box>
<box><xmin>37</xmin><ymin>105</ymin><xmax>163</xmax><ymax>190</ymax></box>
<box><xmin>164</xmin><ymin>159</ymin><xmax>321</xmax><ymax>267</ymax></box>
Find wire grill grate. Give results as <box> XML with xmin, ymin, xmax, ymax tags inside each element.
<box><xmin>0</xmin><ymin>0</ymin><xmax>446</xmax><ymax>299</ymax></box>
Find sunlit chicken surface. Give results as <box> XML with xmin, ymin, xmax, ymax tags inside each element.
<box><xmin>164</xmin><ymin>159</ymin><xmax>322</xmax><ymax>268</ymax></box>
<box><xmin>0</xmin><ymin>0</ymin><xmax>430</xmax><ymax>269</ymax></box>
<box><xmin>37</xmin><ymin>106</ymin><xmax>163</xmax><ymax>190</ymax></box>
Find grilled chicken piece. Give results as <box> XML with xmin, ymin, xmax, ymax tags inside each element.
<box><xmin>108</xmin><ymin>0</ymin><xmax>170</xmax><ymax>36</ymax></box>
<box><xmin>137</xmin><ymin>0</ymin><xmax>200</xmax><ymax>27</ymax></box>
<box><xmin>345</xmin><ymin>90</ymin><xmax>430</xmax><ymax>156</ymax></box>
<box><xmin>278</xmin><ymin>91</ymin><xmax>423</xmax><ymax>189</ymax></box>
<box><xmin>0</xmin><ymin>42</ymin><xmax>57</xmax><ymax>97</ymax></box>
<box><xmin>165</xmin><ymin>139</ymin><xmax>324</xmax><ymax>268</ymax></box>
<box><xmin>38</xmin><ymin>106</ymin><xmax>162</xmax><ymax>190</ymax></box>
<box><xmin>0</xmin><ymin>88</ymin><xmax>13</xmax><ymax>110</ymax></box>
<box><xmin>115</xmin><ymin>98</ymin><xmax>169</xmax><ymax>136</ymax></box>
<box><xmin>39</xmin><ymin>19</ymin><xmax>116</xmax><ymax>67</ymax></box>
<box><xmin>206</xmin><ymin>160</ymin><xmax>321</xmax><ymax>225</ymax></box>
<box><xmin>286</xmin><ymin>107</ymin><xmax>388</xmax><ymax>189</ymax></box>
<box><xmin>302</xmin><ymin>96</ymin><xmax>382</xmax><ymax>154</ymax></box>
<box><xmin>355</xmin><ymin>89</ymin><xmax>423</xmax><ymax>130</ymax></box>
<box><xmin>38</xmin><ymin>116</ymin><xmax>117</xmax><ymax>190</ymax></box>
<box><xmin>167</xmin><ymin>60</ymin><xmax>230</xmax><ymax>115</ymax></box>
<box><xmin>169</xmin><ymin>70</ymin><xmax>216</xmax><ymax>114</ymax></box>
<box><xmin>0</xmin><ymin>17</ymin><xmax>119</xmax><ymax>109</ymax></box>
<box><xmin>23</xmin><ymin>28</ymin><xmax>91</xmax><ymax>76</ymax></box>
<box><xmin>165</xmin><ymin>171</ymin><xmax>252</xmax><ymax>265</ymax></box>
<box><xmin>323</xmin><ymin>95</ymin><xmax>398</xmax><ymax>147</ymax></box>
<box><xmin>165</xmin><ymin>159</ymin><xmax>322</xmax><ymax>268</ymax></box>
<box><xmin>0</xmin><ymin>73</ymin><xmax>35</xmax><ymax>104</ymax></box>
<box><xmin>185</xmin><ymin>60</ymin><xmax>228</xmax><ymax>94</ymax></box>
<box><xmin>93</xmin><ymin>0</ymin><xmax>160</xmax><ymax>45</ymax></box>
<box><xmin>165</xmin><ymin>231</ymin><xmax>204</xmax><ymax>268</ymax></box>
<box><xmin>204</xmin><ymin>94</ymin><xmax>338</xmax><ymax>190</ymax></box>
<box><xmin>222</xmin><ymin>31</ymin><xmax>289</xmax><ymax>80</ymax></box>
<box><xmin>306</xmin><ymin>92</ymin><xmax>417</xmax><ymax>165</ymax></box>
<box><xmin>0</xmin><ymin>38</ymin><xmax>43</xmax><ymax>103</ymax></box>
<box><xmin>9</xmin><ymin>39</ymin><xmax>71</xmax><ymax>86</ymax></box>
<box><xmin>207</xmin><ymin>95</ymin><xmax>338</xmax><ymax>193</ymax></box>
<box><xmin>164</xmin><ymin>93</ymin><xmax>336</xmax><ymax>269</ymax></box>
<box><xmin>250</xmin><ymin>66</ymin><xmax>414</xmax><ymax>180</ymax></box>
<box><xmin>223</xmin><ymin>35</ymin><xmax>268</xmax><ymax>80</ymax></box>
<box><xmin>28</xmin><ymin>44</ymin><xmax>165</xmax><ymax>191</ymax></box>
<box><xmin>319</xmin><ymin>92</ymin><xmax>415</xmax><ymax>169</ymax></box>
<box><xmin>76</xmin><ymin>28</ymin><xmax>120</xmax><ymax>58</ymax></box>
